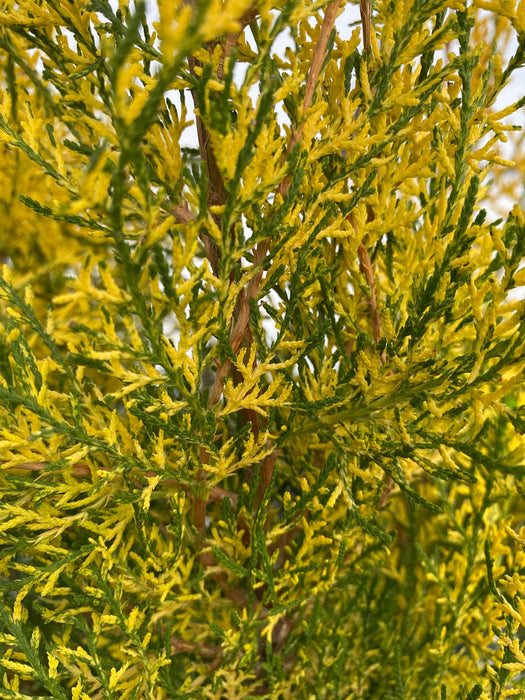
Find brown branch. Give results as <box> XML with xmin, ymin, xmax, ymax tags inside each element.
<box><xmin>226</xmin><ymin>1</ymin><xmax>342</xmax><ymax>503</ymax></box>
<box><xmin>357</xmin><ymin>242</ymin><xmax>382</xmax><ymax>345</ymax></box>
<box><xmin>4</xmin><ymin>460</ymin><xmax>49</xmax><ymax>471</ymax></box>
<box><xmin>170</xmin><ymin>202</ymin><xmax>195</xmax><ymax>223</ymax></box>
<box><xmin>357</xmin><ymin>239</ymin><xmax>393</xmax><ymax>507</ymax></box>
<box><xmin>207</xmin><ymin>0</ymin><xmax>344</xmax><ymax>500</ymax></box>
<box><xmin>5</xmin><ymin>460</ymin><xmax>237</xmax><ymax>508</ymax></box>
<box><xmin>186</xmin><ymin>2</ymin><xmax>340</xmax><ymax>575</ymax></box>
<box><xmin>360</xmin><ymin>0</ymin><xmax>372</xmax><ymax>54</ymax></box>
<box><xmin>184</xmin><ymin>0</ymin><xmax>230</xmax><ymax>276</ymax></box>
<box><xmin>301</xmin><ymin>0</ymin><xmax>341</xmax><ymax>127</ymax></box>
<box><xmin>377</xmin><ymin>477</ymin><xmax>394</xmax><ymax>510</ymax></box>
<box><xmin>208</xmin><ymin>268</ymin><xmax>265</xmax><ymax>408</ymax></box>
<box><xmin>170</xmin><ymin>636</ymin><xmax>222</xmax><ymax>660</ymax></box>
<box><xmin>348</xmin><ymin>215</ymin><xmax>392</xmax><ymax>509</ymax></box>
<box><xmin>347</xmin><ymin>211</ymin><xmax>385</xmax><ymax>360</ymax></box>
<box><xmin>255</xmin><ymin>450</ymin><xmax>280</xmax><ymax>510</ymax></box>
<box><xmin>187</xmin><ymin>59</ymin><xmax>223</xmax><ymax>276</ymax></box>
<box><xmin>280</xmin><ymin>0</ymin><xmax>341</xmax><ymax>198</ymax></box>
<box><xmin>184</xmin><ymin>7</ymin><xmax>247</xmax><ymax>538</ymax></box>
<box><xmin>182</xmin><ymin>2</ymin><xmax>263</xmax><ymax>413</ymax></box>
<box><xmin>347</xmin><ymin>0</ymin><xmax>385</xmax><ymax>367</ymax></box>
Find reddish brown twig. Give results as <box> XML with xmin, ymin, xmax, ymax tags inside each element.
<box><xmin>301</xmin><ymin>0</ymin><xmax>341</xmax><ymax>134</ymax></box>
<box><xmin>280</xmin><ymin>0</ymin><xmax>341</xmax><ymax>199</ymax></box>
<box><xmin>360</xmin><ymin>0</ymin><xmax>372</xmax><ymax>54</ymax></box>
<box><xmin>181</xmin><ymin>11</ymin><xmax>281</xmax><ymax>576</ymax></box>
<box><xmin>346</xmin><ymin>3</ymin><xmax>385</xmax><ymax>364</ymax></box>
<box><xmin>170</xmin><ymin>636</ymin><xmax>222</xmax><ymax>659</ymax></box>
<box><xmin>209</xmin><ymin>0</ymin><xmax>342</xmax><ymax>410</ymax></box>
<box><xmin>377</xmin><ymin>477</ymin><xmax>394</xmax><ymax>510</ymax></box>
<box><xmin>351</xmin><ymin>2</ymin><xmax>393</xmax><ymax>505</ymax></box>
<box><xmin>357</xmin><ymin>242</ymin><xmax>382</xmax><ymax>345</ymax></box>
<box><xmin>4</xmin><ymin>459</ymin><xmax>237</xmax><ymax>506</ymax></box>
<box><xmin>254</xmin><ymin>449</ymin><xmax>280</xmax><ymax>510</ymax></box>
<box><xmin>170</xmin><ymin>202</ymin><xmax>195</xmax><ymax>224</ymax></box>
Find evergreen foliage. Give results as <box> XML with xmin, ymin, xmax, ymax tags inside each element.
<box><xmin>0</xmin><ymin>0</ymin><xmax>525</xmax><ymax>697</ymax></box>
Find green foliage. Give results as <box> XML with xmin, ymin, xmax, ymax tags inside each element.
<box><xmin>0</xmin><ymin>0</ymin><xmax>525</xmax><ymax>697</ymax></box>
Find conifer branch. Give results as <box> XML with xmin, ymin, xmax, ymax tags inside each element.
<box><xmin>280</xmin><ymin>0</ymin><xmax>341</xmax><ymax>197</ymax></box>
<box><xmin>357</xmin><ymin>241</ymin><xmax>382</xmax><ymax>346</ymax></box>
<box><xmin>360</xmin><ymin>0</ymin><xmax>372</xmax><ymax>54</ymax></box>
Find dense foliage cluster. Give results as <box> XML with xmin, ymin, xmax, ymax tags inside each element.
<box><xmin>0</xmin><ymin>0</ymin><xmax>524</xmax><ymax>697</ymax></box>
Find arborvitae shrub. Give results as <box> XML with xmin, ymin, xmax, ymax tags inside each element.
<box><xmin>0</xmin><ymin>0</ymin><xmax>524</xmax><ymax>697</ymax></box>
